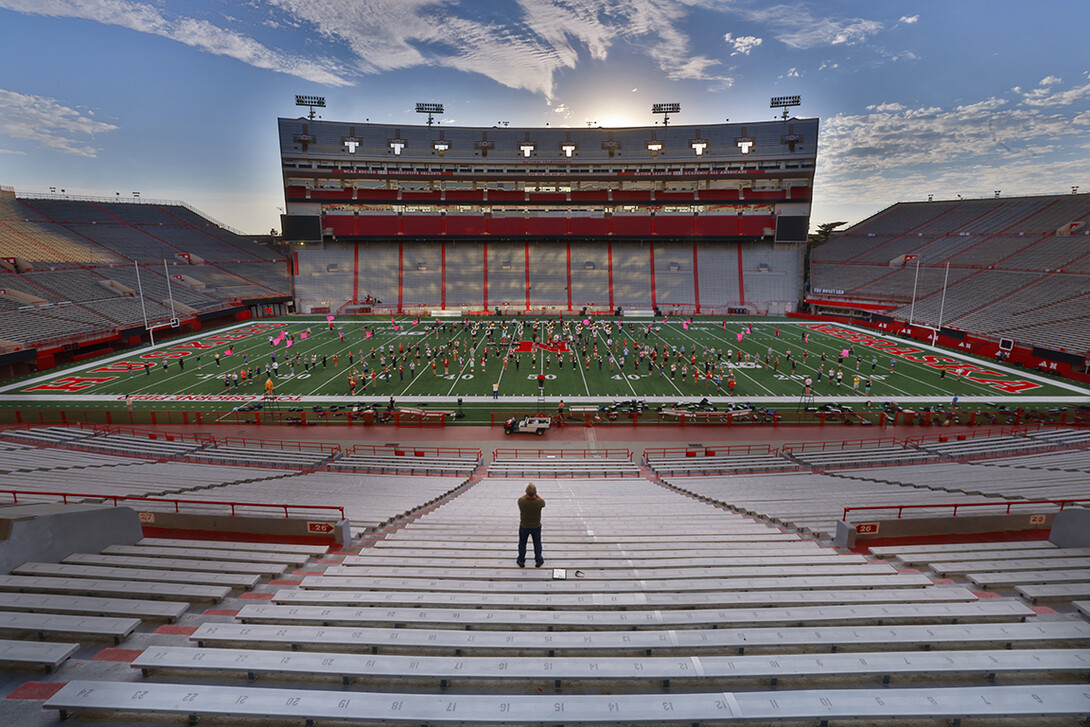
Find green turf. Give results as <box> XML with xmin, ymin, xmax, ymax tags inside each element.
<box><xmin>1</xmin><ymin>317</ymin><xmax>1087</xmax><ymax>420</ymax></box>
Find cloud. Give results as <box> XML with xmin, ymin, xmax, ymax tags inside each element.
<box><xmin>723</xmin><ymin>32</ymin><xmax>762</xmax><ymax>56</ymax></box>
<box><xmin>736</xmin><ymin>5</ymin><xmax>882</xmax><ymax>49</ymax></box>
<box><xmin>780</xmin><ymin>67</ymin><xmax>800</xmax><ymax>79</ymax></box>
<box><xmin>1039</xmin><ymin>75</ymin><xmax>1062</xmax><ymax>86</ymax></box>
<box><xmin>0</xmin><ymin>148</ymin><xmax>27</xmax><ymax>155</ymax></box>
<box><xmin>1020</xmin><ymin>78</ymin><xmax>1090</xmax><ymax>107</ymax></box>
<box><xmin>898</xmin><ymin>15</ymin><xmax>919</xmax><ymax>24</ymax></box>
<box><xmin>815</xmin><ymin>90</ymin><xmax>1090</xmax><ymax>208</ymax></box>
<box><xmin>0</xmin><ymin>0</ymin><xmax>351</xmax><ymax>86</ymax></box>
<box><xmin>0</xmin><ymin>88</ymin><xmax>117</xmax><ymax>157</ymax></box>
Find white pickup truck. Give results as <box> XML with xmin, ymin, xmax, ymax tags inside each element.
<box><xmin>503</xmin><ymin>416</ymin><xmax>552</xmax><ymax>435</ymax></box>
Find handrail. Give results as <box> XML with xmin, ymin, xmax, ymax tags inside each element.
<box><xmin>904</xmin><ymin>425</ymin><xmax>1032</xmax><ymax>448</ymax></box>
<box><xmin>344</xmin><ymin>444</ymin><xmax>481</xmax><ymax>459</ymax></box>
<box><xmin>842</xmin><ymin>497</ymin><xmax>1090</xmax><ymax>521</ymax></box>
<box><xmin>493</xmin><ymin>448</ymin><xmax>632</xmax><ymax>460</ymax></box>
<box><xmin>644</xmin><ymin>443</ymin><xmax>774</xmax><ymax>459</ymax></box>
<box><xmin>782</xmin><ymin>436</ymin><xmax>900</xmax><ymax>454</ymax></box>
<box><xmin>0</xmin><ymin>489</ymin><xmax>344</xmax><ymax>520</ymax></box>
<box><xmin>214</xmin><ymin>436</ymin><xmax>340</xmax><ymax>454</ymax></box>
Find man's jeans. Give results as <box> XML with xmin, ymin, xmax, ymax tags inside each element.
<box><xmin>517</xmin><ymin>526</ymin><xmax>543</xmax><ymax>566</ymax></box>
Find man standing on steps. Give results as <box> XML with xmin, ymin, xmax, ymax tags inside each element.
<box><xmin>517</xmin><ymin>482</ymin><xmax>545</xmax><ymax>568</ymax></box>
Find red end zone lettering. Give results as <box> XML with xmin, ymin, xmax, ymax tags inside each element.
<box><xmin>511</xmin><ymin>341</ymin><xmax>571</xmax><ymax>354</ymax></box>
<box><xmin>89</xmin><ymin>362</ymin><xmax>145</xmax><ymax>372</ymax></box>
<box><xmin>26</xmin><ymin>376</ymin><xmax>117</xmax><ymax>392</ymax></box>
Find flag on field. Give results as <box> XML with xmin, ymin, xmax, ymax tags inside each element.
<box><xmin>583</xmin><ymin>318</ymin><xmax>590</xmax><ymax>325</ymax></box>
<box><xmin>412</xmin><ymin>319</ymin><xmax>419</xmax><ymax>325</ymax></box>
<box><xmin>722</xmin><ymin>320</ymin><xmax>727</xmax><ymax>329</ymax></box>
<box><xmin>285</xmin><ymin>339</ymin><xmax>293</xmax><ymax>348</ymax></box>
<box><xmin>736</xmin><ymin>333</ymin><xmax>743</xmax><ymax>342</ymax></box>
<box><xmin>225</xmin><ymin>348</ymin><xmax>233</xmax><ymax>356</ymax></box>
<box><xmin>393</xmin><ymin>325</ymin><xmax>400</xmax><ymax>331</ymax></box>
<box><xmin>301</xmin><ymin>332</ymin><xmax>308</xmax><ymax>340</ymax></box>
<box><xmin>841</xmin><ymin>349</ymin><xmax>849</xmax><ymax>357</ymax></box>
<box><xmin>326</xmin><ymin>315</ymin><xmax>334</xmax><ymax>322</ymax></box>
<box><xmin>683</xmin><ymin>321</ymin><xmax>689</xmax><ymax>330</ymax></box>
<box><xmin>365</xmin><ymin>331</ymin><xmax>372</xmax><ymax>339</ymax></box>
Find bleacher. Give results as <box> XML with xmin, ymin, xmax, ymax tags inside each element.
<box><xmin>811</xmin><ymin>193</ymin><xmax>1090</xmax><ymax>352</ymax></box>
<box><xmin>488</xmin><ymin>449</ymin><xmax>638</xmax><ymax>477</ymax></box>
<box><xmin>0</xmin><ymin>196</ymin><xmax>288</xmax><ymax>348</ymax></box>
<box><xmin>8</xmin><ymin>472</ymin><xmax>1086</xmax><ymax>727</ymax></box>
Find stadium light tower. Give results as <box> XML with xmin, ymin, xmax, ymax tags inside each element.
<box><xmin>770</xmin><ymin>95</ymin><xmax>802</xmax><ymax>121</ymax></box>
<box><xmin>295</xmin><ymin>95</ymin><xmax>325</xmax><ymax>121</ymax></box>
<box><xmin>652</xmin><ymin>102</ymin><xmax>680</xmax><ymax>127</ymax></box>
<box><xmin>416</xmin><ymin>103</ymin><xmax>444</xmax><ymax>127</ymax></box>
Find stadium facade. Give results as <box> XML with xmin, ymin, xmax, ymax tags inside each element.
<box><xmin>278</xmin><ymin>116</ymin><xmax>818</xmax><ymax>317</ymax></box>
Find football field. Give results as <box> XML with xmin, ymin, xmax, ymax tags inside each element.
<box><xmin>1</xmin><ymin>316</ymin><xmax>1087</xmax><ymax>420</ymax></box>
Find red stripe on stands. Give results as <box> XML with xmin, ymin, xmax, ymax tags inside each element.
<box><xmin>6</xmin><ymin>682</ymin><xmax>67</xmax><ymax>700</ymax></box>
<box><xmin>692</xmin><ymin>241</ymin><xmax>701</xmax><ymax>313</ymax></box>
<box><xmin>270</xmin><ymin>579</ymin><xmax>302</xmax><ymax>586</ymax></box>
<box><xmin>482</xmin><ymin>240</ymin><xmax>489</xmax><ymax>311</ymax></box>
<box><xmin>607</xmin><ymin>241</ymin><xmax>614</xmax><ymax>310</ymax></box>
<box><xmin>566</xmin><ymin>241</ymin><xmax>572</xmax><ymax>311</ymax></box>
<box><xmin>736</xmin><ymin>242</ymin><xmax>745</xmax><ymax>306</ymax></box>
<box><xmin>93</xmin><ymin>648</ymin><xmax>143</xmax><ymax>662</ymax></box>
<box><xmin>440</xmin><ymin>241</ymin><xmax>447</xmax><ymax>310</ymax></box>
<box><xmin>155</xmin><ymin>625</ymin><xmax>197</xmax><ymax>636</ymax></box>
<box><xmin>524</xmin><ymin>242</ymin><xmax>531</xmax><ymax>311</ymax></box>
<box><xmin>352</xmin><ymin>242</ymin><xmax>359</xmax><ymax>303</ymax></box>
<box><xmin>204</xmin><ymin>608</ymin><xmax>240</xmax><ymax>616</ymax></box>
<box><xmin>397</xmin><ymin>240</ymin><xmax>404</xmax><ymax>314</ymax></box>
<box><xmin>240</xmin><ymin>592</ymin><xmax>275</xmax><ymax>600</ymax></box>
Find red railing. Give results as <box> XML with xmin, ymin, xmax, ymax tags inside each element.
<box><xmin>842</xmin><ymin>497</ymin><xmax>1090</xmax><ymax>521</ymax></box>
<box><xmin>345</xmin><ymin>444</ymin><xmax>481</xmax><ymax>459</ymax></box>
<box><xmin>903</xmin><ymin>425</ymin><xmax>1031</xmax><ymax>448</ymax></box>
<box><xmin>79</xmin><ymin>422</ymin><xmax>215</xmax><ymax>445</ymax></box>
<box><xmin>493</xmin><ymin>448</ymin><xmax>632</xmax><ymax>460</ymax></box>
<box><xmin>782</xmin><ymin>437</ymin><xmax>901</xmax><ymax>454</ymax></box>
<box><xmin>214</xmin><ymin>436</ymin><xmax>340</xmax><ymax>454</ymax></box>
<box><xmin>644</xmin><ymin>443</ymin><xmax>774</xmax><ymax>460</ymax></box>
<box><xmin>0</xmin><ymin>489</ymin><xmax>345</xmax><ymax>519</ymax></box>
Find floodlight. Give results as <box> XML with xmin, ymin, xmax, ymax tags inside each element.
<box><xmin>416</xmin><ymin>102</ymin><xmax>444</xmax><ymax>126</ymax></box>
<box><xmin>770</xmin><ymin>95</ymin><xmax>801</xmax><ymax>120</ymax></box>
<box><xmin>295</xmin><ymin>95</ymin><xmax>326</xmax><ymax>121</ymax></box>
<box><xmin>652</xmin><ymin>102</ymin><xmax>680</xmax><ymax>127</ymax></box>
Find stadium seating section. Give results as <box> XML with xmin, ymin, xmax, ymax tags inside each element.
<box><xmin>811</xmin><ymin>194</ymin><xmax>1090</xmax><ymax>353</ymax></box>
<box><xmin>0</xmin><ymin>198</ymin><xmax>288</xmax><ymax>349</ymax></box>
<box><xmin>1</xmin><ymin>425</ymin><xmax>1090</xmax><ymax>726</ymax></box>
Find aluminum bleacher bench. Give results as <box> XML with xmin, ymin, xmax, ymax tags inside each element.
<box><xmin>1016</xmin><ymin>583</ymin><xmax>1090</xmax><ymax>603</ymax></box>
<box><xmin>103</xmin><ymin>544</ymin><xmax>312</xmax><ymax>566</ymax></box>
<box><xmin>135</xmin><ymin>537</ymin><xmax>329</xmax><ymax>556</ymax></box>
<box><xmin>891</xmin><ymin>547</ymin><xmax>1088</xmax><ymax>566</ymax></box>
<box><xmin>134</xmin><ymin>644</ymin><xmax>1090</xmax><ymax>688</ymax></box>
<box><xmin>2</xmin><ymin>427</ymin><xmax>94</xmax><ymax>444</ymax></box>
<box><xmin>340</xmin><ymin>554</ymin><xmax>869</xmax><ymax>571</ymax></box>
<box><xmin>234</xmin><ymin>599</ymin><xmax>1032</xmax><ymax>630</ymax></box>
<box><xmin>0</xmin><ymin>610</ymin><xmax>138</xmax><ymax>644</ymax></box>
<box><xmin>0</xmin><ymin>574</ymin><xmax>229</xmax><ymax>602</ymax></box>
<box><xmin>12</xmin><ymin>562</ymin><xmax>259</xmax><ymax>589</ymax></box>
<box><xmin>0</xmin><ymin>638</ymin><xmax>78</xmax><ymax>672</ymax></box>
<box><xmin>272</xmin><ymin>585</ymin><xmax>979</xmax><ymax>610</ymax></box>
<box><xmin>967</xmin><ymin>569</ymin><xmax>1090</xmax><ymax>587</ymax></box>
<box><xmin>62</xmin><ymin>553</ymin><xmax>288</xmax><ymax>578</ymax></box>
<box><xmin>45</xmin><ymin>680</ymin><xmax>1090</xmax><ymax>725</ymax></box>
<box><xmin>191</xmin><ymin>619</ymin><xmax>1089</xmax><ymax>655</ymax></box>
<box><xmin>301</xmin><ymin>570</ymin><xmax>921</xmax><ymax>595</ymax></box>
<box><xmin>930</xmin><ymin>556</ymin><xmax>1090</xmax><ymax>575</ymax></box>
<box><xmin>869</xmin><ymin>541</ymin><xmax>1058</xmax><ymax>558</ymax></box>
<box><xmin>321</xmin><ymin>564</ymin><xmax>897</xmax><ymax>583</ymax></box>
<box><xmin>0</xmin><ymin>592</ymin><xmax>187</xmax><ymax>622</ymax></box>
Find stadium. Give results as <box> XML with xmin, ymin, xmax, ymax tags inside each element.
<box><xmin>1</xmin><ymin>95</ymin><xmax>1090</xmax><ymax>727</ymax></box>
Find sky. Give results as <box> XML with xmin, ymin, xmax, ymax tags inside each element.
<box><xmin>1</xmin><ymin>1</ymin><xmax>1088</xmax><ymax>235</ymax></box>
